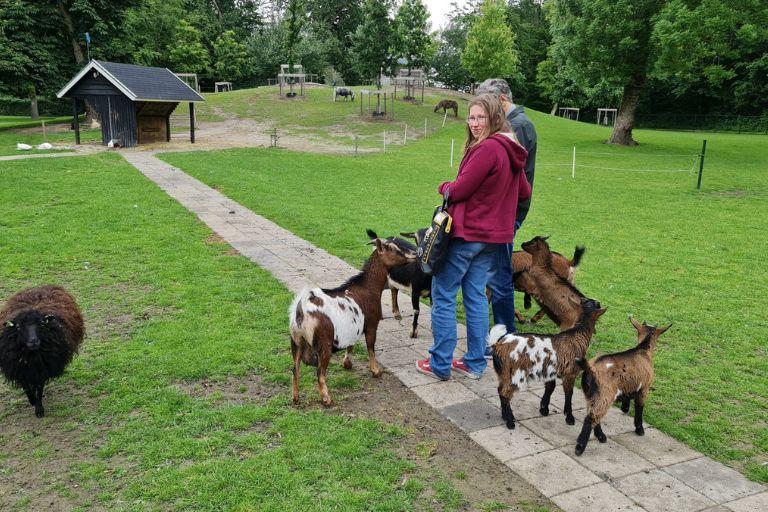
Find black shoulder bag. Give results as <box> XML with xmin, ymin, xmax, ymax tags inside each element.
<box><xmin>417</xmin><ymin>192</ymin><xmax>453</xmax><ymax>276</ymax></box>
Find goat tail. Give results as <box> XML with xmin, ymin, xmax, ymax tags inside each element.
<box><xmin>576</xmin><ymin>358</ymin><xmax>588</xmax><ymax>372</ymax></box>
<box><xmin>487</xmin><ymin>324</ymin><xmax>508</xmax><ymax>348</ymax></box>
<box><xmin>571</xmin><ymin>246</ymin><xmax>586</xmax><ymax>267</ymax></box>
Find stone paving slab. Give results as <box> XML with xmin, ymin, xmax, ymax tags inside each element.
<box><xmin>551</xmin><ymin>482</ymin><xmax>647</xmax><ymax>512</ymax></box>
<box><xmin>663</xmin><ymin>457</ymin><xmax>766</xmax><ymax>504</ymax></box>
<box><xmin>505</xmin><ymin>449</ymin><xmax>603</xmax><ymax>497</ymax></box>
<box><xmin>120</xmin><ymin>151</ymin><xmax>767</xmax><ymax>512</ymax></box>
<box><xmin>615</xmin><ymin>469</ymin><xmax>716</xmax><ymax>512</ymax></box>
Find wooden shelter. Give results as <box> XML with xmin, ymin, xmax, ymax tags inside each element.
<box><xmin>57</xmin><ymin>60</ymin><xmax>204</xmax><ymax>148</ymax></box>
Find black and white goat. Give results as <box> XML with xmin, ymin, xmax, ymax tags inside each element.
<box><xmin>575</xmin><ymin>316</ymin><xmax>671</xmax><ymax>455</ymax></box>
<box><xmin>487</xmin><ymin>298</ymin><xmax>606</xmax><ymax>429</ymax></box>
<box><xmin>0</xmin><ymin>285</ymin><xmax>85</xmax><ymax>417</ymax></box>
<box><xmin>334</xmin><ymin>87</ymin><xmax>355</xmax><ymax>101</ymax></box>
<box><xmin>289</xmin><ymin>233</ymin><xmax>416</xmax><ymax>406</ymax></box>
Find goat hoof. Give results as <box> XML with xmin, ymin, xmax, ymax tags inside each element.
<box><xmin>409</xmin><ymin>332</ymin><xmax>417</xmax><ymax>339</ymax></box>
<box><xmin>394</xmin><ymin>314</ymin><xmax>402</xmax><ymax>321</ymax></box>
<box><xmin>621</xmin><ymin>406</ymin><xmax>630</xmax><ymax>414</ymax></box>
<box><xmin>575</xmin><ymin>444</ymin><xmax>585</xmax><ymax>456</ymax></box>
<box><xmin>506</xmin><ymin>420</ymin><xmax>516</xmax><ymax>430</ymax></box>
<box><xmin>597</xmin><ymin>433</ymin><xmax>607</xmax><ymax>443</ymax></box>
<box><xmin>321</xmin><ymin>398</ymin><xmax>332</xmax><ymax>407</ymax></box>
<box><xmin>635</xmin><ymin>427</ymin><xmax>645</xmax><ymax>436</ymax></box>
<box><xmin>343</xmin><ymin>359</ymin><xmax>353</xmax><ymax>370</ymax></box>
<box><xmin>35</xmin><ymin>409</ymin><xmax>44</xmax><ymax>418</ymax></box>
<box><xmin>539</xmin><ymin>407</ymin><xmax>550</xmax><ymax>416</ymax></box>
<box><xmin>371</xmin><ymin>369</ymin><xmax>382</xmax><ymax>378</ymax></box>
<box><xmin>566</xmin><ymin>415</ymin><xmax>576</xmax><ymax>426</ymax></box>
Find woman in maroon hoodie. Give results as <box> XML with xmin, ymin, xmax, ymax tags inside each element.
<box><xmin>416</xmin><ymin>94</ymin><xmax>530</xmax><ymax>380</ymax></box>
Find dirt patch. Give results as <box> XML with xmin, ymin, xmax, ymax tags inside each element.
<box><xmin>171</xmin><ymin>374</ymin><xmax>282</xmax><ymax>406</ymax></box>
<box><xmin>326</xmin><ymin>368</ymin><xmax>556</xmax><ymax>511</ymax></box>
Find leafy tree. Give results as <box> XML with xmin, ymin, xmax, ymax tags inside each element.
<box><xmin>283</xmin><ymin>0</ymin><xmax>305</xmax><ymax>72</ymax></box>
<box><xmin>0</xmin><ymin>0</ymin><xmax>67</xmax><ymax>100</ymax></box>
<box><xmin>547</xmin><ymin>0</ymin><xmax>667</xmax><ymax>145</ymax></box>
<box><xmin>169</xmin><ymin>19</ymin><xmax>211</xmax><ymax>73</ymax></box>
<box><xmin>650</xmin><ymin>0</ymin><xmax>768</xmax><ymax>115</ymax></box>
<box><xmin>214</xmin><ymin>30</ymin><xmax>251</xmax><ymax>82</ymax></box>
<box><xmin>461</xmin><ymin>0</ymin><xmax>519</xmax><ymax>84</ymax></box>
<box><xmin>349</xmin><ymin>0</ymin><xmax>395</xmax><ymax>86</ymax></box>
<box><xmin>393</xmin><ymin>0</ymin><xmax>431</xmax><ymax>76</ymax></box>
<box><xmin>304</xmin><ymin>0</ymin><xmax>362</xmax><ymax>83</ymax></box>
<box><xmin>121</xmin><ymin>0</ymin><xmax>186</xmax><ymax>68</ymax></box>
<box><xmin>507</xmin><ymin>0</ymin><xmax>550</xmax><ymax>108</ymax></box>
<box><xmin>430</xmin><ymin>6</ymin><xmax>475</xmax><ymax>91</ymax></box>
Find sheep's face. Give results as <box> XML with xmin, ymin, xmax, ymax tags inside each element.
<box><xmin>2</xmin><ymin>311</ymin><xmax>60</xmax><ymax>351</ymax></box>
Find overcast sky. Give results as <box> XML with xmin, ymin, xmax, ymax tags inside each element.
<box><xmin>423</xmin><ymin>0</ymin><xmax>469</xmax><ymax>31</ymax></box>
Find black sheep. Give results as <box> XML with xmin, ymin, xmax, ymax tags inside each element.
<box><xmin>0</xmin><ymin>285</ymin><xmax>85</xmax><ymax>417</ymax></box>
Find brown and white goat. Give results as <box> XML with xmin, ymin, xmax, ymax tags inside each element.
<box><xmin>487</xmin><ymin>298</ymin><xmax>606</xmax><ymax>429</ymax></box>
<box><xmin>289</xmin><ymin>235</ymin><xmax>416</xmax><ymax>406</ymax></box>
<box><xmin>574</xmin><ymin>316</ymin><xmax>671</xmax><ymax>455</ymax></box>
<box><xmin>519</xmin><ymin>236</ymin><xmax>590</xmax><ymax>331</ymax></box>
<box><xmin>512</xmin><ymin>242</ymin><xmax>586</xmax><ymax>324</ymax></box>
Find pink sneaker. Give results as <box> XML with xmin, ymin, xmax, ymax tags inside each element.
<box><xmin>451</xmin><ymin>359</ymin><xmax>481</xmax><ymax>379</ymax></box>
<box><xmin>416</xmin><ymin>358</ymin><xmax>449</xmax><ymax>381</ymax></box>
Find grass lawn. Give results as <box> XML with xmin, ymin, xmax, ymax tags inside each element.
<box><xmin>0</xmin><ymin>117</ymin><xmax>99</xmax><ymax>157</ymax></box>
<box><xmin>160</xmin><ymin>107</ymin><xmax>768</xmax><ymax>483</ymax></box>
<box><xmin>0</xmin><ymin>153</ymin><xmax>541</xmax><ymax>511</ymax></box>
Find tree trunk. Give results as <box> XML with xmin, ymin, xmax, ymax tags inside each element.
<box><xmin>550</xmin><ymin>102</ymin><xmax>558</xmax><ymax>116</ymax></box>
<box><xmin>56</xmin><ymin>1</ymin><xmax>98</xmax><ymax>125</ymax></box>
<box><xmin>30</xmin><ymin>95</ymin><xmax>40</xmax><ymax>120</ymax></box>
<box><xmin>609</xmin><ymin>81</ymin><xmax>643</xmax><ymax>146</ymax></box>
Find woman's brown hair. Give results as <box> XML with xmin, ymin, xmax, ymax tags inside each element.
<box><xmin>464</xmin><ymin>93</ymin><xmax>513</xmax><ymax>153</ymax></box>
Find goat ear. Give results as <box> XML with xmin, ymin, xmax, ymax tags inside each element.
<box><xmin>657</xmin><ymin>323</ymin><xmax>672</xmax><ymax>336</ymax></box>
<box><xmin>375</xmin><ymin>238</ymin><xmax>383</xmax><ymax>252</ymax></box>
<box><xmin>629</xmin><ymin>315</ymin><xmax>642</xmax><ymax>332</ymax></box>
<box><xmin>400</xmin><ymin>231</ymin><xmax>417</xmax><ymax>241</ymax></box>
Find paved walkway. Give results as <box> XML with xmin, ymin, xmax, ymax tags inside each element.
<box><xmin>117</xmin><ymin>151</ymin><xmax>764</xmax><ymax>512</ymax></box>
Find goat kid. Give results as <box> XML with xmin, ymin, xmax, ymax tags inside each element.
<box><xmin>289</xmin><ymin>234</ymin><xmax>416</xmax><ymax>406</ymax></box>
<box><xmin>433</xmin><ymin>99</ymin><xmax>459</xmax><ymax>117</ymax></box>
<box><xmin>519</xmin><ymin>236</ymin><xmax>590</xmax><ymax>331</ymax></box>
<box><xmin>575</xmin><ymin>316</ymin><xmax>671</xmax><ymax>455</ymax></box>
<box><xmin>512</xmin><ymin>242</ymin><xmax>586</xmax><ymax>324</ymax></box>
<box><xmin>487</xmin><ymin>298</ymin><xmax>606</xmax><ymax>429</ymax></box>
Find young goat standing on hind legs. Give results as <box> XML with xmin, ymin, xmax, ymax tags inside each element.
<box><xmin>487</xmin><ymin>298</ymin><xmax>606</xmax><ymax>429</ymax></box>
<box><xmin>289</xmin><ymin>234</ymin><xmax>416</xmax><ymax>406</ymax></box>
<box><xmin>575</xmin><ymin>316</ymin><xmax>671</xmax><ymax>455</ymax></box>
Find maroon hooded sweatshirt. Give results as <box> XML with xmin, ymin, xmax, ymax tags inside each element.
<box><xmin>437</xmin><ymin>133</ymin><xmax>530</xmax><ymax>244</ymax></box>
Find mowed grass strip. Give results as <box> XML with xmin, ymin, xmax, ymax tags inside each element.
<box><xmin>0</xmin><ymin>153</ymin><xmax>442</xmax><ymax>511</ymax></box>
<box><xmin>161</xmin><ymin>109</ymin><xmax>768</xmax><ymax>482</ymax></box>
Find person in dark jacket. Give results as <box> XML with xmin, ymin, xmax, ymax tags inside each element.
<box><xmin>475</xmin><ymin>78</ymin><xmax>538</xmax><ymax>350</ymax></box>
<box><xmin>416</xmin><ymin>94</ymin><xmax>531</xmax><ymax>380</ymax></box>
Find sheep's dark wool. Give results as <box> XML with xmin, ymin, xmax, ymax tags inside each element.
<box><xmin>433</xmin><ymin>99</ymin><xmax>459</xmax><ymax>117</ymax></box>
<box><xmin>0</xmin><ymin>285</ymin><xmax>84</xmax><ymax>417</ymax></box>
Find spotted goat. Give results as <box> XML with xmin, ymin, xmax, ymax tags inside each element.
<box><xmin>289</xmin><ymin>233</ymin><xmax>416</xmax><ymax>406</ymax></box>
<box><xmin>575</xmin><ymin>316</ymin><xmax>671</xmax><ymax>455</ymax></box>
<box><xmin>487</xmin><ymin>298</ymin><xmax>606</xmax><ymax>429</ymax></box>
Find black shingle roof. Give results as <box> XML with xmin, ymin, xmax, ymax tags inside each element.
<box><xmin>57</xmin><ymin>60</ymin><xmax>204</xmax><ymax>102</ymax></box>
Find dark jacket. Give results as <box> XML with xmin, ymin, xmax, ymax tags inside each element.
<box><xmin>438</xmin><ymin>133</ymin><xmax>531</xmax><ymax>244</ymax></box>
<box><xmin>508</xmin><ymin>106</ymin><xmax>537</xmax><ymax>224</ymax></box>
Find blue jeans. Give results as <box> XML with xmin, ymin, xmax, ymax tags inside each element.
<box><xmin>429</xmin><ymin>238</ymin><xmax>495</xmax><ymax>378</ymax></box>
<box><xmin>487</xmin><ymin>219</ymin><xmax>523</xmax><ymax>333</ymax></box>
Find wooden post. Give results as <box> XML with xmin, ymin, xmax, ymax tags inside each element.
<box><xmin>189</xmin><ymin>102</ymin><xmax>196</xmax><ymax>144</ymax></box>
<box><xmin>442</xmin><ymin>110</ymin><xmax>448</xmax><ymax>128</ymax></box>
<box><xmin>697</xmin><ymin>140</ymin><xmax>707</xmax><ymax>190</ymax></box>
<box><xmin>166</xmin><ymin>116</ymin><xmax>171</xmax><ymax>142</ymax></box>
<box><xmin>450</xmin><ymin>139</ymin><xmax>454</xmax><ymax>167</ymax></box>
<box><xmin>42</xmin><ymin>121</ymin><xmax>47</xmax><ymax>142</ymax></box>
<box><xmin>72</xmin><ymin>98</ymin><xmax>80</xmax><ymax>145</ymax></box>
<box><xmin>572</xmin><ymin>146</ymin><xmax>576</xmax><ymax>178</ymax></box>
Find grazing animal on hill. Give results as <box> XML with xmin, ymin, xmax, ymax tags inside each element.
<box><xmin>575</xmin><ymin>316</ymin><xmax>671</xmax><ymax>455</ymax></box>
<box><xmin>334</xmin><ymin>87</ymin><xmax>355</xmax><ymax>101</ymax></box>
<box><xmin>487</xmin><ymin>298</ymin><xmax>606</xmax><ymax>429</ymax></box>
<box><xmin>0</xmin><ymin>285</ymin><xmax>85</xmax><ymax>418</ymax></box>
<box><xmin>289</xmin><ymin>233</ymin><xmax>416</xmax><ymax>406</ymax></box>
<box><xmin>367</xmin><ymin>229</ymin><xmax>432</xmax><ymax>339</ymax></box>
<box><xmin>434</xmin><ymin>99</ymin><xmax>458</xmax><ymax>117</ymax></box>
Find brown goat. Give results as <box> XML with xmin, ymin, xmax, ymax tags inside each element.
<box><xmin>511</xmin><ymin>242</ymin><xmax>586</xmax><ymax>323</ymax></box>
<box><xmin>0</xmin><ymin>285</ymin><xmax>85</xmax><ymax>417</ymax></box>
<box><xmin>575</xmin><ymin>316</ymin><xmax>671</xmax><ymax>455</ymax></box>
<box><xmin>487</xmin><ymin>298</ymin><xmax>606</xmax><ymax>429</ymax></box>
<box><xmin>433</xmin><ymin>99</ymin><xmax>458</xmax><ymax>117</ymax></box>
<box><xmin>289</xmin><ymin>236</ymin><xmax>416</xmax><ymax>406</ymax></box>
<box><xmin>519</xmin><ymin>236</ymin><xmax>591</xmax><ymax>331</ymax></box>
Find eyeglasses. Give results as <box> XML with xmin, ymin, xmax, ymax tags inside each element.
<box><xmin>466</xmin><ymin>115</ymin><xmax>488</xmax><ymax>124</ymax></box>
